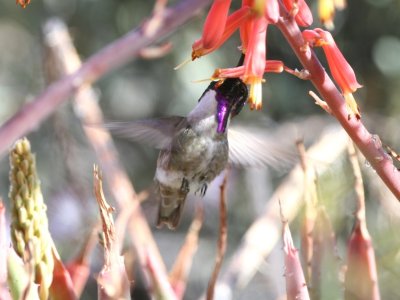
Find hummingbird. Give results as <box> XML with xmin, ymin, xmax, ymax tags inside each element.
<box><xmin>107</xmin><ymin>78</ymin><xmax>288</xmax><ymax>229</ymax></box>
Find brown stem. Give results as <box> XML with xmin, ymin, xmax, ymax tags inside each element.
<box><xmin>276</xmin><ymin>16</ymin><xmax>400</xmax><ymax>199</ymax></box>
<box><xmin>169</xmin><ymin>205</ymin><xmax>204</xmax><ymax>299</ymax></box>
<box><xmin>206</xmin><ymin>172</ymin><xmax>228</xmax><ymax>300</ymax></box>
<box><xmin>0</xmin><ymin>0</ymin><xmax>212</xmax><ymax>157</ymax></box>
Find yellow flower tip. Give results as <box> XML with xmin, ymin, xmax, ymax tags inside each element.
<box><xmin>319</xmin><ymin>0</ymin><xmax>335</xmax><ymax>26</ymax></box>
<box><xmin>315</xmin><ymin>38</ymin><xmax>330</xmax><ymax>47</ymax></box>
<box><xmin>323</xmin><ymin>20</ymin><xmax>335</xmax><ymax>30</ymax></box>
<box><xmin>247</xmin><ymin>80</ymin><xmax>263</xmax><ymax>111</ymax></box>
<box><xmin>252</xmin><ymin>0</ymin><xmax>265</xmax><ymax>17</ymax></box>
<box><xmin>211</xmin><ymin>69</ymin><xmax>222</xmax><ymax>79</ymax></box>
<box><xmin>248</xmin><ymin>98</ymin><xmax>263</xmax><ymax>110</ymax></box>
<box><xmin>344</xmin><ymin>93</ymin><xmax>361</xmax><ymax>120</ymax></box>
<box><xmin>335</xmin><ymin>0</ymin><xmax>347</xmax><ymax>10</ymax></box>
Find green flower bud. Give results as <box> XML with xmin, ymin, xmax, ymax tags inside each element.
<box><xmin>9</xmin><ymin>138</ymin><xmax>54</xmax><ymax>300</ymax></box>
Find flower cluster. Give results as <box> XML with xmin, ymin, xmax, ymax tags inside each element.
<box><xmin>9</xmin><ymin>138</ymin><xmax>54</xmax><ymax>300</ymax></box>
<box><xmin>303</xmin><ymin>28</ymin><xmax>362</xmax><ymax>119</ymax></box>
<box><xmin>192</xmin><ymin>0</ymin><xmax>312</xmax><ymax>110</ymax></box>
<box><xmin>191</xmin><ymin>0</ymin><xmax>360</xmax><ymax>116</ymax></box>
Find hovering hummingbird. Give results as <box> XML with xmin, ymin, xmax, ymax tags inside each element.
<box><xmin>107</xmin><ymin>78</ymin><xmax>288</xmax><ymax>229</ymax></box>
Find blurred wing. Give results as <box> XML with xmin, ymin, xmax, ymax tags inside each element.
<box><xmin>104</xmin><ymin>116</ymin><xmax>186</xmax><ymax>149</ymax></box>
<box><xmin>228</xmin><ymin>126</ymin><xmax>298</xmax><ymax>170</ymax></box>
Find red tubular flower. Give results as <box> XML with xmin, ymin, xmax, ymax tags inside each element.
<box><xmin>243</xmin><ymin>17</ymin><xmax>268</xmax><ymax>110</ymax></box>
<box><xmin>213</xmin><ymin>60</ymin><xmax>283</xmax><ymax>83</ymax></box>
<box><xmin>282</xmin><ymin>0</ymin><xmax>313</xmax><ymax>27</ymax></box>
<box><xmin>253</xmin><ymin>0</ymin><xmax>279</xmax><ymax>23</ymax></box>
<box><xmin>303</xmin><ymin>28</ymin><xmax>362</xmax><ymax>119</ymax></box>
<box><xmin>201</xmin><ymin>0</ymin><xmax>232</xmax><ymax>50</ymax></box>
<box><xmin>303</xmin><ymin>29</ymin><xmax>361</xmax><ymax>95</ymax></box>
<box><xmin>239</xmin><ymin>0</ymin><xmax>254</xmax><ymax>52</ymax></box>
<box><xmin>265</xmin><ymin>60</ymin><xmax>284</xmax><ymax>73</ymax></box>
<box><xmin>192</xmin><ymin>5</ymin><xmax>251</xmax><ymax>60</ymax></box>
<box><xmin>264</xmin><ymin>0</ymin><xmax>279</xmax><ymax>23</ymax></box>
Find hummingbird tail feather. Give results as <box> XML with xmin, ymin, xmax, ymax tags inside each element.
<box><xmin>156</xmin><ymin>182</ymin><xmax>188</xmax><ymax>230</ymax></box>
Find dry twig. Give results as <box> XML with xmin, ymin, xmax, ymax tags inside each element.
<box><xmin>93</xmin><ymin>166</ymin><xmax>130</xmax><ymax>299</ymax></box>
<box><xmin>169</xmin><ymin>205</ymin><xmax>204</xmax><ymax>299</ymax></box>
<box><xmin>296</xmin><ymin>140</ymin><xmax>317</xmax><ymax>284</ymax></box>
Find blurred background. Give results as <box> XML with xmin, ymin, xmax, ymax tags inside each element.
<box><xmin>1</xmin><ymin>0</ymin><xmax>400</xmax><ymax>299</ymax></box>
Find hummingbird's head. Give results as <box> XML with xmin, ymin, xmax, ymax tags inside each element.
<box><xmin>213</xmin><ymin>78</ymin><xmax>248</xmax><ymax>133</ymax></box>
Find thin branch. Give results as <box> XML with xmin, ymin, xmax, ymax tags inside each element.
<box><xmin>0</xmin><ymin>0</ymin><xmax>212</xmax><ymax>157</ymax></box>
<box><xmin>206</xmin><ymin>172</ymin><xmax>229</xmax><ymax>300</ymax></box>
<box><xmin>169</xmin><ymin>205</ymin><xmax>204</xmax><ymax>299</ymax></box>
<box><xmin>276</xmin><ymin>13</ymin><xmax>400</xmax><ymax>199</ymax></box>
<box><xmin>296</xmin><ymin>140</ymin><xmax>317</xmax><ymax>286</ymax></box>
<box><xmin>93</xmin><ymin>166</ymin><xmax>130</xmax><ymax>300</ymax></box>
<box><xmin>348</xmin><ymin>142</ymin><xmax>366</xmax><ymax>220</ymax></box>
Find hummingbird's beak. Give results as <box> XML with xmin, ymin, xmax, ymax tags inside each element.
<box><xmin>214</xmin><ymin>77</ymin><xmax>248</xmax><ymax>133</ymax></box>
<box><xmin>216</xmin><ymin>99</ymin><xmax>232</xmax><ymax>133</ymax></box>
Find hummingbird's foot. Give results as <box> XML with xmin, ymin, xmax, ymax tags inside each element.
<box><xmin>199</xmin><ymin>183</ymin><xmax>208</xmax><ymax>197</ymax></box>
<box><xmin>180</xmin><ymin>178</ymin><xmax>190</xmax><ymax>193</ymax></box>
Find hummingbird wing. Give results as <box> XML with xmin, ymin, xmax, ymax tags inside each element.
<box><xmin>228</xmin><ymin>126</ymin><xmax>298</xmax><ymax>169</ymax></box>
<box><xmin>104</xmin><ymin>116</ymin><xmax>187</xmax><ymax>149</ymax></box>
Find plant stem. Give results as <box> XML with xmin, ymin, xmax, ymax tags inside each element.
<box><xmin>276</xmin><ymin>16</ymin><xmax>400</xmax><ymax>199</ymax></box>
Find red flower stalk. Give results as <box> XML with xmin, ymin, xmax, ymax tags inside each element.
<box><xmin>281</xmin><ymin>0</ymin><xmax>313</xmax><ymax>27</ymax></box>
<box><xmin>302</xmin><ymin>28</ymin><xmax>362</xmax><ymax>119</ymax></box>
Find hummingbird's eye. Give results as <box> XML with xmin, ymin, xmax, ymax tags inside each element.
<box><xmin>232</xmin><ymin>101</ymin><xmax>245</xmax><ymax>116</ymax></box>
